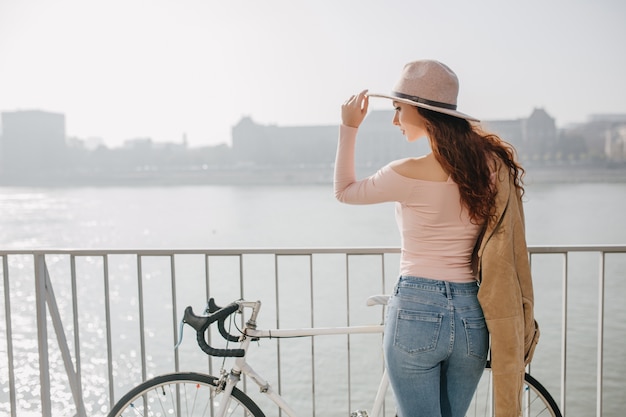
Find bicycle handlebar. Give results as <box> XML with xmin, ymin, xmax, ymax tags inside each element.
<box><xmin>182</xmin><ymin>299</ymin><xmax>245</xmax><ymax>357</ymax></box>
<box><xmin>206</xmin><ymin>298</ymin><xmax>242</xmax><ymax>343</ymax></box>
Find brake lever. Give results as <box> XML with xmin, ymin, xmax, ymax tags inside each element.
<box><xmin>176</xmin><ymin>300</ymin><xmax>212</xmax><ymax>350</ymax></box>
<box><xmin>174</xmin><ymin>318</ymin><xmax>185</xmax><ymax>350</ymax></box>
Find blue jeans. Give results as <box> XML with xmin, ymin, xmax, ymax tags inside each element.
<box><xmin>383</xmin><ymin>276</ymin><xmax>489</xmax><ymax>417</ymax></box>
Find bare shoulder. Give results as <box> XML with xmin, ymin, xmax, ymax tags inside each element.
<box><xmin>389</xmin><ymin>154</ymin><xmax>449</xmax><ymax>181</ymax></box>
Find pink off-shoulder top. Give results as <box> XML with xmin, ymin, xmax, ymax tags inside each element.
<box><xmin>334</xmin><ymin>125</ymin><xmax>481</xmax><ymax>283</ymax></box>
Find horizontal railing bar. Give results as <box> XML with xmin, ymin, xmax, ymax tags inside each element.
<box><xmin>1</xmin><ymin>244</ymin><xmax>625</xmax><ymax>257</ymax></box>
<box><xmin>0</xmin><ymin>247</ymin><xmax>402</xmax><ymax>256</ymax></box>
<box><xmin>527</xmin><ymin>245</ymin><xmax>626</xmax><ymax>253</ymax></box>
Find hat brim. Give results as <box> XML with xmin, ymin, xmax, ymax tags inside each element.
<box><xmin>367</xmin><ymin>93</ymin><xmax>480</xmax><ymax>122</ymax></box>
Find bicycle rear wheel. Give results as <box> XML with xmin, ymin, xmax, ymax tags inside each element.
<box><xmin>107</xmin><ymin>372</ymin><xmax>265</xmax><ymax>417</ymax></box>
<box><xmin>466</xmin><ymin>367</ymin><xmax>562</xmax><ymax>417</ymax></box>
<box><xmin>522</xmin><ymin>373</ymin><xmax>562</xmax><ymax>417</ymax></box>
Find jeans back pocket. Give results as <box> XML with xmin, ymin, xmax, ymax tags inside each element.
<box><xmin>394</xmin><ymin>309</ymin><xmax>443</xmax><ymax>354</ymax></box>
<box><xmin>462</xmin><ymin>317</ymin><xmax>489</xmax><ymax>359</ymax></box>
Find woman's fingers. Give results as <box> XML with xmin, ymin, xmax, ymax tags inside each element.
<box><xmin>341</xmin><ymin>90</ymin><xmax>369</xmax><ymax>128</ymax></box>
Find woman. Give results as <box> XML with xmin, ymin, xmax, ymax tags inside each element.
<box><xmin>334</xmin><ymin>60</ymin><xmax>537</xmax><ymax>417</ymax></box>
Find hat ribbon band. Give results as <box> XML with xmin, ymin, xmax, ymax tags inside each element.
<box><xmin>393</xmin><ymin>92</ymin><xmax>457</xmax><ymax>110</ymax></box>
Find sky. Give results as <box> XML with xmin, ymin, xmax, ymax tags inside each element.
<box><xmin>1</xmin><ymin>0</ymin><xmax>625</xmax><ymax>148</ymax></box>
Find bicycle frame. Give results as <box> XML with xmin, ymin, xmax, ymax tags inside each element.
<box><xmin>214</xmin><ymin>299</ymin><xmax>389</xmax><ymax>417</ymax></box>
<box><xmin>114</xmin><ymin>295</ymin><xmax>560</xmax><ymax>417</ymax></box>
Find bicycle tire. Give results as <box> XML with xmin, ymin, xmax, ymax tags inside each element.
<box><xmin>466</xmin><ymin>367</ymin><xmax>562</xmax><ymax>417</ymax></box>
<box><xmin>523</xmin><ymin>373</ymin><xmax>562</xmax><ymax>417</ymax></box>
<box><xmin>107</xmin><ymin>372</ymin><xmax>265</xmax><ymax>417</ymax></box>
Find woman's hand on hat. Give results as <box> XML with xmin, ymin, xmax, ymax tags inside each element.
<box><xmin>342</xmin><ymin>90</ymin><xmax>369</xmax><ymax>128</ymax></box>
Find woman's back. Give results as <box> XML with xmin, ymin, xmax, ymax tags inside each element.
<box><xmin>334</xmin><ymin>127</ymin><xmax>480</xmax><ymax>282</ymax></box>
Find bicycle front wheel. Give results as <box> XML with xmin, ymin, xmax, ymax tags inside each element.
<box><xmin>108</xmin><ymin>372</ymin><xmax>265</xmax><ymax>417</ymax></box>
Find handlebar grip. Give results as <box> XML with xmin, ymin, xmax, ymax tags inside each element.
<box><xmin>195</xmin><ymin>328</ymin><xmax>245</xmax><ymax>357</ymax></box>
<box><xmin>207</xmin><ymin>299</ymin><xmax>242</xmax><ymax>343</ymax></box>
<box><xmin>182</xmin><ymin>301</ymin><xmax>245</xmax><ymax>357</ymax></box>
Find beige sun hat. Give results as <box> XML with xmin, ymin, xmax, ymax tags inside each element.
<box><xmin>368</xmin><ymin>60</ymin><xmax>479</xmax><ymax>122</ymax></box>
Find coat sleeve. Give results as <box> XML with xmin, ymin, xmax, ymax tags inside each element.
<box><xmin>513</xmin><ymin>183</ymin><xmax>540</xmax><ymax>364</ymax></box>
<box><xmin>477</xmin><ymin>166</ymin><xmax>539</xmax><ymax>416</ymax></box>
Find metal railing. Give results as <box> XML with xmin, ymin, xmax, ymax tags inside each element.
<box><xmin>1</xmin><ymin>245</ymin><xmax>625</xmax><ymax>417</ymax></box>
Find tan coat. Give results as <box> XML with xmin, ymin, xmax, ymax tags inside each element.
<box><xmin>476</xmin><ymin>162</ymin><xmax>540</xmax><ymax>417</ymax></box>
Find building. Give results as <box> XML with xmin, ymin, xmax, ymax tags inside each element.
<box><xmin>231</xmin><ymin>110</ymin><xmax>429</xmax><ymax>171</ymax></box>
<box><xmin>605</xmin><ymin>124</ymin><xmax>626</xmax><ymax>163</ymax></box>
<box><xmin>0</xmin><ymin>110</ymin><xmax>67</xmax><ymax>180</ymax></box>
<box><xmin>232</xmin><ymin>116</ymin><xmax>338</xmax><ymax>166</ymax></box>
<box><xmin>483</xmin><ymin>108</ymin><xmax>558</xmax><ymax>161</ymax></box>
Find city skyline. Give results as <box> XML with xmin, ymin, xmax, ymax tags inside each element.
<box><xmin>2</xmin><ymin>106</ymin><xmax>621</xmax><ymax>150</ymax></box>
<box><xmin>1</xmin><ymin>0</ymin><xmax>625</xmax><ymax>148</ymax></box>
<box><xmin>2</xmin><ymin>106</ymin><xmax>625</xmax><ymax>187</ymax></box>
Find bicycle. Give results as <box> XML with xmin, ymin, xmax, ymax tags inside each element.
<box><xmin>108</xmin><ymin>295</ymin><xmax>562</xmax><ymax>417</ymax></box>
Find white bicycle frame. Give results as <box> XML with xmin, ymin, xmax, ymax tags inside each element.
<box><xmin>213</xmin><ymin>296</ymin><xmax>390</xmax><ymax>417</ymax></box>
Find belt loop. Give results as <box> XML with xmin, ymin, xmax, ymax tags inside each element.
<box><xmin>444</xmin><ymin>281</ymin><xmax>452</xmax><ymax>300</ymax></box>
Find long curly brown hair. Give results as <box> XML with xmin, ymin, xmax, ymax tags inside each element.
<box><xmin>417</xmin><ymin>107</ymin><xmax>525</xmax><ymax>226</ymax></box>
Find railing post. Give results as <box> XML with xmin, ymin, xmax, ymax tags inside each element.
<box><xmin>560</xmin><ymin>252</ymin><xmax>568</xmax><ymax>417</ymax></box>
<box><xmin>33</xmin><ymin>254</ymin><xmax>90</xmax><ymax>417</ymax></box>
<box><xmin>2</xmin><ymin>256</ymin><xmax>17</xmax><ymax>417</ymax></box>
<box><xmin>596</xmin><ymin>253</ymin><xmax>605</xmax><ymax>417</ymax></box>
<box><xmin>34</xmin><ymin>254</ymin><xmax>52</xmax><ymax>417</ymax></box>
<box><xmin>44</xmin><ymin>263</ymin><xmax>88</xmax><ymax>417</ymax></box>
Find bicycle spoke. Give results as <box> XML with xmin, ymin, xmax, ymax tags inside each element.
<box><xmin>108</xmin><ymin>373</ymin><xmax>264</xmax><ymax>417</ymax></box>
<box><xmin>465</xmin><ymin>369</ymin><xmax>560</xmax><ymax>417</ymax></box>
